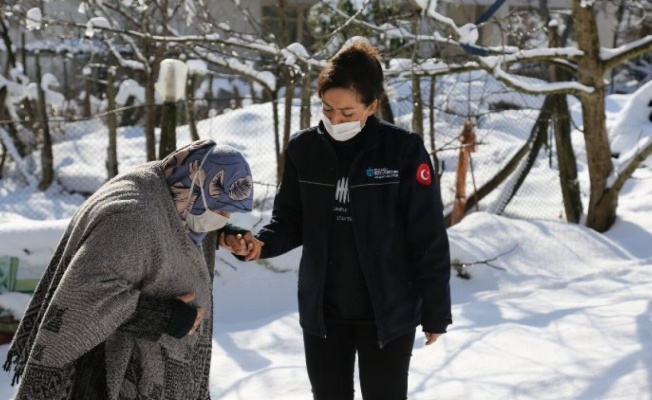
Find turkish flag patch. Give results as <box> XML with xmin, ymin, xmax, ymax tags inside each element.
<box><xmin>416</xmin><ymin>163</ymin><xmax>432</xmax><ymax>186</ymax></box>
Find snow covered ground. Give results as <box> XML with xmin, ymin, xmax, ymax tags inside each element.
<box><xmin>0</xmin><ymin>78</ymin><xmax>650</xmax><ymax>398</ymax></box>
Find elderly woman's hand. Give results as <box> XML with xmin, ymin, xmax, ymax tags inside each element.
<box><xmin>175</xmin><ymin>292</ymin><xmax>204</xmax><ymax>336</ymax></box>
<box><xmin>219</xmin><ymin>232</ymin><xmax>264</xmax><ymax>261</ymax></box>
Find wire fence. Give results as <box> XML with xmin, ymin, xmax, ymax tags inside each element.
<box><xmin>0</xmin><ymin>72</ymin><xmax>568</xmax><ymax>223</ymax></box>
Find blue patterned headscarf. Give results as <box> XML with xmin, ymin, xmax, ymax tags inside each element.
<box><xmin>163</xmin><ymin>139</ymin><xmax>253</xmax><ymax>243</ymax></box>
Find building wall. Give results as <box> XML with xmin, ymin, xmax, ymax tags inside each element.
<box><xmin>440</xmin><ymin>0</ymin><xmax>617</xmax><ymax>47</ymax></box>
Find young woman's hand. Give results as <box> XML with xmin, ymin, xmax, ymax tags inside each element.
<box><xmin>219</xmin><ymin>232</ymin><xmax>264</xmax><ymax>261</ymax></box>
<box><xmin>176</xmin><ymin>292</ymin><xmax>204</xmax><ymax>336</ymax></box>
<box><xmin>424</xmin><ymin>332</ymin><xmax>443</xmax><ymax>346</ymax></box>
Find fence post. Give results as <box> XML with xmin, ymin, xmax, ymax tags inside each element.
<box><xmin>35</xmin><ymin>52</ymin><xmax>53</xmax><ymax>191</ymax></box>
<box><xmin>450</xmin><ymin>119</ymin><xmax>476</xmax><ymax>225</ymax></box>
<box><xmin>157</xmin><ymin>59</ymin><xmax>188</xmax><ymax>159</ymax></box>
<box><xmin>106</xmin><ymin>67</ymin><xmax>118</xmax><ymax>179</ymax></box>
<box><xmin>82</xmin><ymin>66</ymin><xmax>92</xmax><ymax>118</ymax></box>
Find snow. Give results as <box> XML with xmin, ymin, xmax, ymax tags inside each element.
<box><xmin>115</xmin><ymin>79</ymin><xmax>145</xmax><ymax>105</ymax></box>
<box><xmin>0</xmin><ymin>77</ymin><xmax>651</xmax><ymax>399</ymax></box>
<box><xmin>88</xmin><ymin>16</ymin><xmax>111</xmax><ymax>30</ymax></box>
<box><xmin>187</xmin><ymin>59</ymin><xmax>209</xmax><ymax>76</ymax></box>
<box><xmin>608</xmin><ymin>78</ymin><xmax>652</xmax><ymax>172</ymax></box>
<box><xmin>458</xmin><ymin>23</ymin><xmax>479</xmax><ymax>45</ymax></box>
<box><xmin>155</xmin><ymin>59</ymin><xmax>188</xmax><ymax>102</ymax></box>
<box><xmin>25</xmin><ymin>8</ymin><xmax>42</xmax><ymax>31</ymax></box>
<box><xmin>0</xmin><ymin>293</ymin><xmax>31</xmax><ymax>320</ymax></box>
<box><xmin>413</xmin><ymin>0</ymin><xmax>439</xmax><ymax>17</ymax></box>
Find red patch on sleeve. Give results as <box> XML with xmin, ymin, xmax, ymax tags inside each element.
<box><xmin>416</xmin><ymin>163</ymin><xmax>432</xmax><ymax>186</ymax></box>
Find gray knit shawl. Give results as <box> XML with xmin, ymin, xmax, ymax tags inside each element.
<box><xmin>4</xmin><ymin>162</ymin><xmax>214</xmax><ymax>400</ymax></box>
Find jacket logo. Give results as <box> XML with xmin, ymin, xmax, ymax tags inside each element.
<box><xmin>335</xmin><ymin>178</ymin><xmax>349</xmax><ymax>204</ymax></box>
<box><xmin>366</xmin><ymin>167</ymin><xmax>399</xmax><ymax>180</ymax></box>
<box><xmin>417</xmin><ymin>163</ymin><xmax>432</xmax><ymax>186</ymax></box>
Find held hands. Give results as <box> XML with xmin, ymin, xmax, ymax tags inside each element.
<box><xmin>176</xmin><ymin>292</ymin><xmax>204</xmax><ymax>336</ymax></box>
<box><xmin>219</xmin><ymin>232</ymin><xmax>264</xmax><ymax>261</ymax></box>
<box><xmin>425</xmin><ymin>332</ymin><xmax>443</xmax><ymax>346</ymax></box>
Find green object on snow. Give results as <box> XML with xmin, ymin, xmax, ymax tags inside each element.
<box><xmin>0</xmin><ymin>256</ymin><xmax>39</xmax><ymax>293</ymax></box>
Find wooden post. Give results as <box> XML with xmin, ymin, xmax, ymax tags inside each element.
<box><xmin>35</xmin><ymin>52</ymin><xmax>53</xmax><ymax>191</ymax></box>
<box><xmin>450</xmin><ymin>120</ymin><xmax>477</xmax><ymax>225</ymax></box>
<box><xmin>82</xmin><ymin>67</ymin><xmax>92</xmax><ymax>118</ymax></box>
<box><xmin>106</xmin><ymin>67</ymin><xmax>118</xmax><ymax>179</ymax></box>
<box><xmin>157</xmin><ymin>59</ymin><xmax>187</xmax><ymax>159</ymax></box>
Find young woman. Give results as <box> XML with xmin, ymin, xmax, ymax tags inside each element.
<box><xmin>5</xmin><ymin>139</ymin><xmax>253</xmax><ymax>399</ymax></box>
<box><xmin>229</xmin><ymin>38</ymin><xmax>452</xmax><ymax>399</ymax></box>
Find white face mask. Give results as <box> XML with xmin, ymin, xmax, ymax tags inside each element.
<box><xmin>185</xmin><ymin>208</ymin><xmax>229</xmax><ymax>232</ymax></box>
<box><xmin>321</xmin><ymin>107</ymin><xmax>370</xmax><ymax>142</ymax></box>
<box><xmin>184</xmin><ymin>149</ymin><xmax>230</xmax><ymax>233</ymax></box>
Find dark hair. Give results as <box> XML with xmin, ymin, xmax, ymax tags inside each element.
<box><xmin>316</xmin><ymin>39</ymin><xmax>384</xmax><ymax>106</ymax></box>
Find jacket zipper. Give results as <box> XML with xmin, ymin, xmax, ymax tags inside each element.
<box><xmin>319</xmin><ymin>135</ymin><xmax>341</xmax><ymax>339</ymax></box>
<box><xmin>348</xmin><ymin>145</ymin><xmax>387</xmax><ymax>349</ymax></box>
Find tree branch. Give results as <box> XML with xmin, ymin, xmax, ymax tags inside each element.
<box><xmin>451</xmin><ymin>245</ymin><xmax>517</xmax><ymax>279</ymax></box>
<box><xmin>610</xmin><ymin>140</ymin><xmax>652</xmax><ymax>195</ymax></box>
<box><xmin>603</xmin><ymin>35</ymin><xmax>652</xmax><ymax>72</ymax></box>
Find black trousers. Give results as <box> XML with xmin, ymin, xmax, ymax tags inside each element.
<box><xmin>303</xmin><ymin>321</ymin><xmax>416</xmax><ymax>400</ymax></box>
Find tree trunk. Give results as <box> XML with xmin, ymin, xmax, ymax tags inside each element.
<box><xmin>0</xmin><ymin>17</ymin><xmax>16</xmax><ymax>75</ymax></box>
<box><xmin>412</xmin><ymin>75</ymin><xmax>424</xmax><ymax>138</ymax></box>
<box><xmin>207</xmin><ymin>74</ymin><xmax>215</xmax><ymax>111</ymax></box>
<box><xmin>0</xmin><ymin>88</ymin><xmax>7</xmax><ymax>177</ymax></box>
<box><xmin>0</xmin><ymin>142</ymin><xmax>5</xmax><ymax>178</ymax></box>
<box><xmin>494</xmin><ymin>96</ymin><xmax>552</xmax><ymax>215</ymax></box>
<box><xmin>300</xmin><ymin>69</ymin><xmax>312</xmax><ymax>130</ymax></box>
<box><xmin>83</xmin><ymin>74</ymin><xmax>92</xmax><ymax>118</ymax></box>
<box><xmin>573</xmin><ymin>0</ymin><xmax>616</xmax><ymax>232</ymax></box>
<box><xmin>428</xmin><ymin>76</ymin><xmax>441</xmax><ymax>189</ymax></box>
<box><xmin>271</xmin><ymin>89</ymin><xmax>282</xmax><ymax>183</ymax></box>
<box><xmin>36</xmin><ymin>53</ymin><xmax>53</xmax><ymax>191</ymax></box>
<box><xmin>552</xmin><ymin>93</ymin><xmax>582</xmax><ymax>223</ymax></box>
<box><xmin>378</xmin><ymin>94</ymin><xmax>394</xmax><ymax>124</ymax></box>
<box><xmin>187</xmin><ymin>74</ymin><xmax>200</xmax><ymax>141</ymax></box>
<box><xmin>548</xmin><ymin>14</ymin><xmax>582</xmax><ymax>223</ymax></box>
<box><xmin>609</xmin><ymin>0</ymin><xmax>627</xmax><ymax>93</ymax></box>
<box><xmin>282</xmin><ymin>67</ymin><xmax>294</xmax><ymax>151</ymax></box>
<box><xmin>248</xmin><ymin>77</ymin><xmax>258</xmax><ymax>104</ymax></box>
<box><xmin>106</xmin><ymin>68</ymin><xmax>119</xmax><ymax>179</ymax></box>
<box><xmin>145</xmin><ymin>70</ymin><xmax>157</xmax><ymax>161</ymax></box>
<box><xmin>0</xmin><ymin>87</ymin><xmax>24</xmax><ymax>156</ymax></box>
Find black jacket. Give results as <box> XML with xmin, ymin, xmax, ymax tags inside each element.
<box><xmin>257</xmin><ymin>116</ymin><xmax>452</xmax><ymax>345</ymax></box>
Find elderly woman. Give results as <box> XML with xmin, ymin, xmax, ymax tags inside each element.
<box><xmin>4</xmin><ymin>139</ymin><xmax>253</xmax><ymax>399</ymax></box>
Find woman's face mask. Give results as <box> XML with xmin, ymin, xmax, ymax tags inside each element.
<box><xmin>321</xmin><ymin>106</ymin><xmax>371</xmax><ymax>142</ymax></box>
<box><xmin>184</xmin><ymin>190</ymin><xmax>230</xmax><ymax>232</ymax></box>
<box><xmin>184</xmin><ymin>149</ymin><xmax>230</xmax><ymax>232</ymax></box>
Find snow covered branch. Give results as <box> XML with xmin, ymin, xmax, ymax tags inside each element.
<box><xmin>0</xmin><ymin>127</ymin><xmax>38</xmax><ymax>187</ymax></box>
<box><xmin>477</xmin><ymin>57</ymin><xmax>593</xmax><ymax>97</ymax></box>
<box><xmin>610</xmin><ymin>140</ymin><xmax>652</xmax><ymax>195</ymax></box>
<box><xmin>603</xmin><ymin>35</ymin><xmax>652</xmax><ymax>72</ymax></box>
